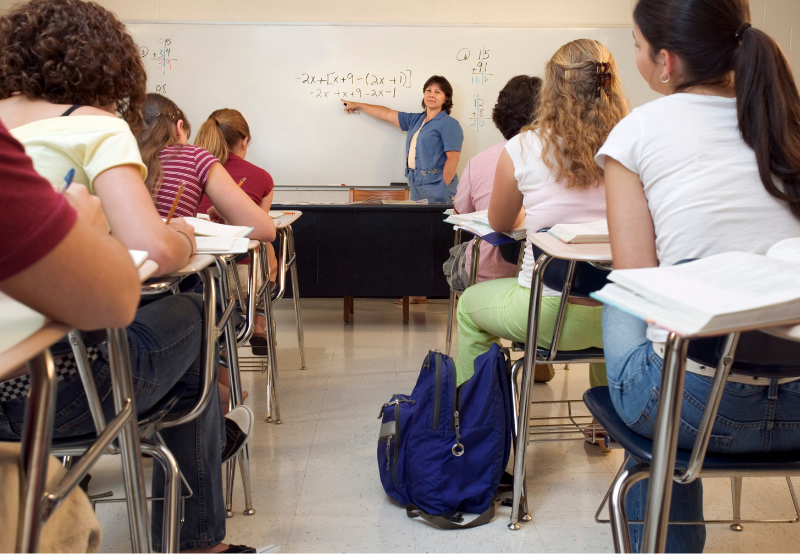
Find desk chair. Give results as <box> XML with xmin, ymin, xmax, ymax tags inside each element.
<box><xmin>57</xmin><ymin>257</ymin><xmax>219</xmax><ymax>553</ymax></box>
<box><xmin>585</xmin><ymin>326</ymin><xmax>800</xmax><ymax>553</ymax></box>
<box><xmin>508</xmin><ymin>233</ymin><xmax>611</xmax><ymax>531</ymax></box>
<box><xmin>346</xmin><ymin>189</ymin><xmax>412</xmax><ymax>323</ymax></box>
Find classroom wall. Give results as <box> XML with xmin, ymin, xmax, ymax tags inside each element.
<box><xmin>0</xmin><ymin>0</ymin><xmax>797</xmax><ymax>74</ymax></box>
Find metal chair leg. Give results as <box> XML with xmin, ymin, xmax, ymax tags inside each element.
<box><xmin>107</xmin><ymin>328</ymin><xmax>152</xmax><ymax>553</ymax></box>
<box><xmin>286</xmin><ymin>227</ymin><xmax>308</xmax><ymax>370</ymax></box>
<box><xmin>730</xmin><ymin>477</ymin><xmax>744</xmax><ymax>531</ymax></box>
<box><xmin>141</xmin><ymin>440</ymin><xmax>181</xmax><ymax>553</ymax></box>
<box><xmin>445</xmin><ymin>288</ymin><xmax>457</xmax><ymax>356</ymax></box>
<box><xmin>225</xmin><ymin>460</ymin><xmax>236</xmax><ymax>518</ymax></box>
<box><xmin>17</xmin><ymin>350</ymin><xmax>58</xmax><ymax>553</ymax></box>
<box><xmin>238</xmin><ymin>445</ymin><xmax>255</xmax><ymax>515</ymax></box>
<box><xmin>609</xmin><ymin>462</ymin><xmax>651</xmax><ymax>554</ymax></box>
<box><xmin>263</xmin><ymin>271</ymin><xmax>282</xmax><ymax>424</ymax></box>
<box><xmin>508</xmin><ymin>358</ymin><xmax>530</xmax><ymax>521</ymax></box>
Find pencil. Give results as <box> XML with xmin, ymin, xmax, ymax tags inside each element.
<box><xmin>165</xmin><ymin>183</ymin><xmax>185</xmax><ymax>224</ymax></box>
<box><xmin>238</xmin><ymin>177</ymin><xmax>247</xmax><ymax>187</ymax></box>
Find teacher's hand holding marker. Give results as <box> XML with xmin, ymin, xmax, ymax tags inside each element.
<box><xmin>342</xmin><ymin>75</ymin><xmax>464</xmax><ymax>205</ymax></box>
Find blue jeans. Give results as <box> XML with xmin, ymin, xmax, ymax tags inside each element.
<box><xmin>408</xmin><ymin>175</ymin><xmax>457</xmax><ymax>204</ymax></box>
<box><xmin>602</xmin><ymin>305</ymin><xmax>800</xmax><ymax>552</ymax></box>
<box><xmin>0</xmin><ymin>294</ymin><xmax>226</xmax><ymax>552</ymax></box>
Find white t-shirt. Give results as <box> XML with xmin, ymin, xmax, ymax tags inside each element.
<box><xmin>596</xmin><ymin>93</ymin><xmax>800</xmax><ymax>341</ymax></box>
<box><xmin>506</xmin><ymin>131</ymin><xmax>607</xmax><ymax>291</ymax></box>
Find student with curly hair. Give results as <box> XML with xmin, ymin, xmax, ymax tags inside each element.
<box><xmin>0</xmin><ymin>1</ymin><xmax>267</xmax><ymax>551</ymax></box>
<box><xmin>455</xmin><ymin>39</ymin><xmax>629</xmax><ymax>391</ymax></box>
<box><xmin>454</xmin><ymin>75</ymin><xmax>542</xmax><ymax>284</ymax></box>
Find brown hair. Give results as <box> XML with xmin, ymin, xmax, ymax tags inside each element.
<box><xmin>526</xmin><ymin>39</ymin><xmax>630</xmax><ymax>188</ymax></box>
<box><xmin>194</xmin><ymin>109</ymin><xmax>251</xmax><ymax>165</ymax></box>
<box><xmin>137</xmin><ymin>93</ymin><xmax>191</xmax><ymax>196</ymax></box>
<box><xmin>0</xmin><ymin>0</ymin><xmax>147</xmax><ymax>133</ymax></box>
<box><xmin>634</xmin><ymin>0</ymin><xmax>800</xmax><ymax>220</ymax></box>
<box><xmin>421</xmin><ymin>75</ymin><xmax>454</xmax><ymax>115</ymax></box>
<box><xmin>492</xmin><ymin>75</ymin><xmax>542</xmax><ymax>140</ymax></box>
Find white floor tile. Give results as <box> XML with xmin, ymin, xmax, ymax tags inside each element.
<box><xmin>287</xmin><ymin>514</ymin><xmax>415</xmax><ymax>553</ymax></box>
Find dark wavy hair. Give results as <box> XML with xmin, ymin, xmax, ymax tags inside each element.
<box><xmin>492</xmin><ymin>75</ymin><xmax>542</xmax><ymax>140</ymax></box>
<box><xmin>0</xmin><ymin>0</ymin><xmax>147</xmax><ymax>133</ymax></box>
<box><xmin>421</xmin><ymin>75</ymin><xmax>454</xmax><ymax>115</ymax></box>
<box><xmin>634</xmin><ymin>0</ymin><xmax>800</xmax><ymax>219</ymax></box>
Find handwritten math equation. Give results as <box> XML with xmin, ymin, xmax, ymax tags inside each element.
<box><xmin>470</xmin><ymin>94</ymin><xmax>490</xmax><ymax>132</ymax></box>
<box><xmin>139</xmin><ymin>38</ymin><xmax>176</xmax><ymax>96</ymax></box>
<box><xmin>309</xmin><ymin>88</ymin><xmax>398</xmax><ymax>99</ymax></box>
<box><xmin>456</xmin><ymin>47</ymin><xmax>492</xmax><ymax>85</ymax></box>
<box><xmin>297</xmin><ymin>70</ymin><xmax>412</xmax><ymax>99</ymax></box>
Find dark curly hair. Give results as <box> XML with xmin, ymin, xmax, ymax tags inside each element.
<box><xmin>421</xmin><ymin>75</ymin><xmax>454</xmax><ymax>115</ymax></box>
<box><xmin>0</xmin><ymin>0</ymin><xmax>147</xmax><ymax>133</ymax></box>
<box><xmin>492</xmin><ymin>75</ymin><xmax>542</xmax><ymax>140</ymax></box>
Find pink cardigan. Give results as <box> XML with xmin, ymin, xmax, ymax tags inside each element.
<box><xmin>453</xmin><ymin>141</ymin><xmax>518</xmax><ymax>283</ymax></box>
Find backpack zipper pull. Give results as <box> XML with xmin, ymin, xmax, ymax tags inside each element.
<box><xmin>386</xmin><ymin>435</ymin><xmax>393</xmax><ymax>469</ymax></box>
<box><xmin>452</xmin><ymin>411</ymin><xmax>465</xmax><ymax>457</ymax></box>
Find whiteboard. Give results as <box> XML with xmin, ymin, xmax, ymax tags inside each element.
<box><xmin>127</xmin><ymin>24</ymin><xmax>658</xmax><ymax>187</ymax></box>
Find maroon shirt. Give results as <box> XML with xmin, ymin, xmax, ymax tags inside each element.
<box><xmin>0</xmin><ymin>120</ymin><xmax>77</xmax><ymax>281</ymax></box>
<box><xmin>197</xmin><ymin>153</ymin><xmax>274</xmax><ymax>214</ymax></box>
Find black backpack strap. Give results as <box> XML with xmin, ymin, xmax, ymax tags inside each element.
<box><xmin>405</xmin><ymin>491</ymin><xmax>512</xmax><ymax>530</ymax></box>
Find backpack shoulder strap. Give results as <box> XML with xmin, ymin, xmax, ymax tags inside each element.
<box><xmin>405</xmin><ymin>491</ymin><xmax>512</xmax><ymax>530</ymax></box>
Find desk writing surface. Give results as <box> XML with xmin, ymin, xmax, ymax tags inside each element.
<box><xmin>529</xmin><ymin>232</ymin><xmax>613</xmax><ymax>263</ymax></box>
<box><xmin>0</xmin><ymin>292</ymin><xmax>48</xmax><ymax>360</ymax></box>
<box><xmin>270</xmin><ymin>210</ymin><xmax>302</xmax><ymax>229</ymax></box>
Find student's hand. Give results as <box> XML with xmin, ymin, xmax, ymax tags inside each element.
<box><xmin>342</xmin><ymin>99</ymin><xmax>361</xmax><ymax>113</ymax></box>
<box><xmin>207</xmin><ymin>206</ymin><xmax>227</xmax><ymax>224</ymax></box>
<box><xmin>167</xmin><ymin>217</ymin><xmax>197</xmax><ymax>255</ymax></box>
<box><xmin>64</xmin><ymin>184</ymin><xmax>108</xmax><ymax>233</ymax></box>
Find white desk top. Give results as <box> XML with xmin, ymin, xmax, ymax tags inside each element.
<box><xmin>270</xmin><ymin>210</ymin><xmax>302</xmax><ymax>229</ymax></box>
<box><xmin>529</xmin><ymin>232</ymin><xmax>613</xmax><ymax>263</ymax></box>
<box><xmin>169</xmin><ymin>254</ymin><xmax>216</xmax><ymax>276</ymax></box>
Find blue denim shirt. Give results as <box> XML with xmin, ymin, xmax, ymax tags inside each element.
<box><xmin>398</xmin><ymin>111</ymin><xmax>464</xmax><ymax>187</ymax></box>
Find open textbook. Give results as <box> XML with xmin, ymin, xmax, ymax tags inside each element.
<box><xmin>444</xmin><ymin>210</ymin><xmax>526</xmax><ymax>240</ymax></box>
<box><xmin>591</xmin><ymin>238</ymin><xmax>800</xmax><ymax>336</ymax></box>
<box><xmin>182</xmin><ymin>217</ymin><xmax>252</xmax><ymax>239</ymax></box>
<box><xmin>548</xmin><ymin>220</ymin><xmax>609</xmax><ymax>244</ymax></box>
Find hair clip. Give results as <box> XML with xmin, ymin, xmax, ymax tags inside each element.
<box><xmin>596</xmin><ymin>62</ymin><xmax>612</xmax><ymax>97</ymax></box>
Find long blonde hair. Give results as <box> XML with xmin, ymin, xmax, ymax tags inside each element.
<box><xmin>194</xmin><ymin>108</ymin><xmax>251</xmax><ymax>165</ymax></box>
<box><xmin>137</xmin><ymin>93</ymin><xmax>192</xmax><ymax>196</ymax></box>
<box><xmin>526</xmin><ymin>39</ymin><xmax>629</xmax><ymax>188</ymax></box>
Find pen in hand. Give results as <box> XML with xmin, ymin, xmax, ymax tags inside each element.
<box><xmin>62</xmin><ymin>168</ymin><xmax>75</xmax><ymax>192</ymax></box>
<box><xmin>165</xmin><ymin>183</ymin><xmax>186</xmax><ymax>224</ymax></box>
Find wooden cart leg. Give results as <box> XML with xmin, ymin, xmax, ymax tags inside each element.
<box><xmin>343</xmin><ymin>297</ymin><xmax>352</xmax><ymax>323</ymax></box>
<box><xmin>403</xmin><ymin>296</ymin><xmax>409</xmax><ymax>324</ymax></box>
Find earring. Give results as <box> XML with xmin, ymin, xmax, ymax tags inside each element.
<box><xmin>660</xmin><ymin>73</ymin><xmax>671</xmax><ymax>84</ymax></box>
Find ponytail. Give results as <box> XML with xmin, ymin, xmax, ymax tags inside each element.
<box><xmin>634</xmin><ymin>0</ymin><xmax>800</xmax><ymax>220</ymax></box>
<box><xmin>194</xmin><ymin>108</ymin><xmax>251</xmax><ymax>165</ymax></box>
<box><xmin>137</xmin><ymin>93</ymin><xmax>191</xmax><ymax>197</ymax></box>
<box><xmin>734</xmin><ymin>27</ymin><xmax>800</xmax><ymax>218</ymax></box>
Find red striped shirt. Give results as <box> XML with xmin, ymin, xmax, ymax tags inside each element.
<box><xmin>154</xmin><ymin>144</ymin><xmax>217</xmax><ymax>218</ymax></box>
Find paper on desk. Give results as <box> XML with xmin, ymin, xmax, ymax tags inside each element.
<box><xmin>195</xmin><ymin>237</ymin><xmax>250</xmax><ymax>254</ymax></box>
<box><xmin>0</xmin><ymin>292</ymin><xmax>46</xmax><ymax>357</ymax></box>
<box><xmin>129</xmin><ymin>250</ymin><xmax>148</xmax><ymax>268</ymax></box>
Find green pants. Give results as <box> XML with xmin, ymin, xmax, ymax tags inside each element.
<box><xmin>455</xmin><ymin>278</ymin><xmax>606</xmax><ymax>387</ymax></box>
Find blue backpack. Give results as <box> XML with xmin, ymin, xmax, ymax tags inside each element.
<box><xmin>377</xmin><ymin>344</ymin><xmax>514</xmax><ymax>528</ymax></box>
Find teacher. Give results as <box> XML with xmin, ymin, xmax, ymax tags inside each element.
<box><xmin>342</xmin><ymin>75</ymin><xmax>464</xmax><ymax>204</ymax></box>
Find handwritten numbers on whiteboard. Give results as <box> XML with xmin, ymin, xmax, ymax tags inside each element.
<box><xmin>470</xmin><ymin>94</ymin><xmax>489</xmax><ymax>132</ymax></box>
<box><xmin>296</xmin><ymin>70</ymin><xmax>410</xmax><ymax>100</ymax></box>
<box><xmin>456</xmin><ymin>48</ymin><xmax>471</xmax><ymax>62</ymax></box>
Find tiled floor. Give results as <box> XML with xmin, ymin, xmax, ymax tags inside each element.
<box><xmin>90</xmin><ymin>298</ymin><xmax>800</xmax><ymax>552</ymax></box>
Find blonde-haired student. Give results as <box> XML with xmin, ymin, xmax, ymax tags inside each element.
<box><xmin>455</xmin><ymin>39</ymin><xmax>629</xmax><ymax>390</ymax></box>
<box><xmin>194</xmin><ymin>108</ymin><xmax>279</xmax><ymax>354</ymax></box>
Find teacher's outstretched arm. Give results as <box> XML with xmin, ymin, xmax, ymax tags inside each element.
<box><xmin>342</xmin><ymin>99</ymin><xmax>400</xmax><ymax>128</ymax></box>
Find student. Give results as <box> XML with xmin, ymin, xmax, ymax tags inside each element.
<box><xmin>138</xmin><ymin>94</ymin><xmax>276</xmax><ymax>244</ymax></box>
<box><xmin>596</xmin><ymin>0</ymin><xmax>800</xmax><ymax>551</ymax></box>
<box><xmin>0</xmin><ymin>1</ymin><xmax>266</xmax><ymax>551</ymax></box>
<box><xmin>194</xmin><ymin>108</ymin><xmax>278</xmax><ymax>355</ymax></box>
<box><xmin>454</xmin><ymin>75</ymin><xmax>542</xmax><ymax>284</ymax></box>
<box><xmin>0</xmin><ymin>120</ymin><xmax>139</xmax><ymax>331</ymax></box>
<box><xmin>456</xmin><ymin>39</ymin><xmax>629</xmax><ymax>389</ymax></box>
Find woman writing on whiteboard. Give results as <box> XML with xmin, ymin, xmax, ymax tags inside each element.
<box><xmin>342</xmin><ymin>75</ymin><xmax>464</xmax><ymax>204</ymax></box>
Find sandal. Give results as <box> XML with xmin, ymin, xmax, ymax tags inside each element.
<box><xmin>583</xmin><ymin>423</ymin><xmax>611</xmax><ymax>453</ymax></box>
<box><xmin>250</xmin><ymin>332</ymin><xmax>269</xmax><ymax>356</ymax></box>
